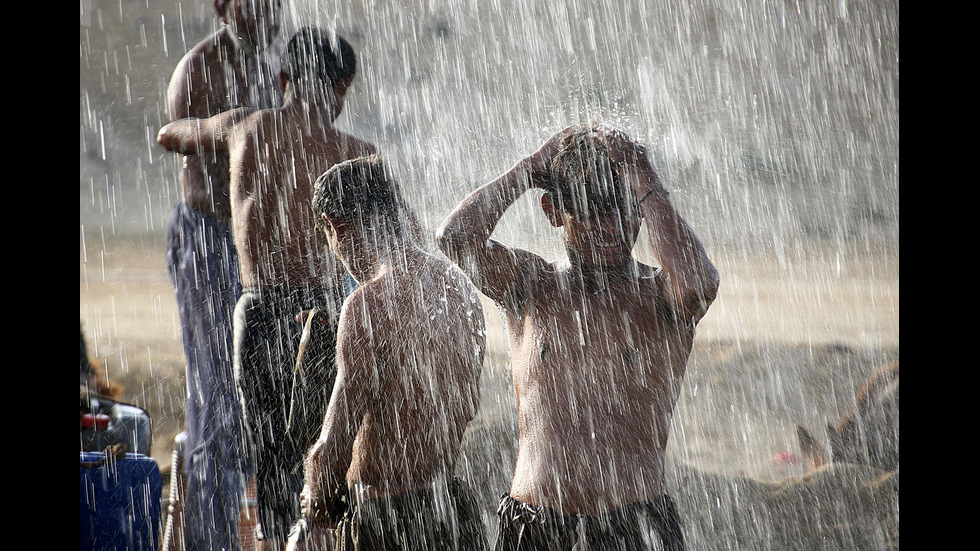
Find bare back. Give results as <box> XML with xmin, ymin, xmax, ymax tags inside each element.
<box><xmin>229</xmin><ymin>107</ymin><xmax>376</xmax><ymax>289</ymax></box>
<box><xmin>503</xmin><ymin>255</ymin><xmax>695</xmax><ymax>514</ymax></box>
<box><xmin>344</xmin><ymin>250</ymin><xmax>486</xmax><ymax>497</ymax></box>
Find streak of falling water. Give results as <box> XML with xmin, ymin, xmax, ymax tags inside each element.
<box><xmin>80</xmin><ymin>1</ymin><xmax>898</xmax><ymax>549</ymax></box>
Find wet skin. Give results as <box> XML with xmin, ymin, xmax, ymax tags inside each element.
<box><xmin>302</xmin><ymin>222</ymin><xmax>486</xmax><ymax>510</ymax></box>
<box><xmin>438</xmin><ymin>126</ymin><xmax>719</xmax><ymax>515</ymax></box>
<box><xmin>163</xmin><ymin>0</ymin><xmax>285</xmax><ymax>220</ymax></box>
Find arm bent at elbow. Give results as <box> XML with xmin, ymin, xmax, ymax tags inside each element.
<box><xmin>652</xmin><ymin>207</ymin><xmax>720</xmax><ymax>322</ymax></box>
<box><xmin>156</xmin><ymin>107</ymin><xmax>251</xmax><ymax>154</ymax></box>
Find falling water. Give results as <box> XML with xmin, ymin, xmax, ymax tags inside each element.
<box><xmin>80</xmin><ymin>1</ymin><xmax>898</xmax><ymax>548</ymax></box>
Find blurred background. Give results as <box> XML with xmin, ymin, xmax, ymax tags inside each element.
<box><xmin>80</xmin><ymin>1</ymin><xmax>898</xmax><ymax>547</ymax></box>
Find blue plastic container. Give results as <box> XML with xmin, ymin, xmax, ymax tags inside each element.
<box><xmin>79</xmin><ymin>452</ymin><xmax>162</xmax><ymax>551</ymax></box>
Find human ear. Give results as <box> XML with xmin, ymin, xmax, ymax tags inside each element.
<box><xmin>541</xmin><ymin>194</ymin><xmax>564</xmax><ymax>228</ymax></box>
<box><xmin>319</xmin><ymin>213</ymin><xmax>338</xmax><ymax>236</ymax></box>
<box><xmin>278</xmin><ymin>70</ymin><xmax>288</xmax><ymax>93</ymax></box>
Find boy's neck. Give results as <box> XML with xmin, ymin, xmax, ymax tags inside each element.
<box><xmin>282</xmin><ymin>86</ymin><xmax>342</xmax><ymax>124</ymax></box>
<box><xmin>350</xmin><ymin>236</ymin><xmax>417</xmax><ymax>283</ymax></box>
<box><xmin>566</xmin><ymin>254</ymin><xmax>638</xmax><ymax>294</ymax></box>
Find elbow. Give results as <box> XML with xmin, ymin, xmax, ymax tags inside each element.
<box><xmin>680</xmin><ymin>265</ymin><xmax>719</xmax><ymax>319</ymax></box>
<box><xmin>156</xmin><ymin>123</ymin><xmax>189</xmax><ymax>153</ymax></box>
<box><xmin>704</xmin><ymin>265</ymin><xmax>720</xmax><ymax>304</ymax></box>
<box><xmin>694</xmin><ymin>266</ymin><xmax>721</xmax><ymax>315</ymax></box>
<box><xmin>435</xmin><ymin>221</ymin><xmax>481</xmax><ymax>268</ymax></box>
<box><xmin>156</xmin><ymin>125</ymin><xmax>175</xmax><ymax>151</ymax></box>
<box><xmin>434</xmin><ymin>222</ymin><xmax>460</xmax><ymax>259</ymax></box>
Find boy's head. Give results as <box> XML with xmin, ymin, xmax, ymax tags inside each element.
<box><xmin>544</xmin><ymin>127</ymin><xmax>638</xmax><ymax>218</ymax></box>
<box><xmin>313</xmin><ymin>155</ymin><xmax>404</xmax><ymax>267</ymax></box>
<box><xmin>541</xmin><ymin>127</ymin><xmax>642</xmax><ymax>268</ymax></box>
<box><xmin>216</xmin><ymin>0</ymin><xmax>282</xmax><ymax>53</ymax></box>
<box><xmin>281</xmin><ymin>27</ymin><xmax>357</xmax><ymax>102</ymax></box>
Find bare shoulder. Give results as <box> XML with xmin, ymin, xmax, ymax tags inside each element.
<box><xmin>168</xmin><ymin>31</ymin><xmax>223</xmax><ymax>96</ymax></box>
<box><xmin>338</xmin><ymin>277</ymin><xmax>386</xmax><ymax>329</ymax></box>
<box><xmin>231</xmin><ymin>109</ymin><xmax>279</xmax><ymax>147</ymax></box>
<box><xmin>227</xmin><ymin>109</ymin><xmax>284</xmax><ymax>187</ymax></box>
<box><xmin>335</xmin><ymin>287</ymin><xmax>373</xmax><ymax>350</ymax></box>
<box><xmin>433</xmin><ymin>253</ymin><xmax>481</xmax><ymax>297</ymax></box>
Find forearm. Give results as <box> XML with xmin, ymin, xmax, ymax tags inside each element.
<box><xmin>301</xmin><ymin>436</ymin><xmax>352</xmax><ymax>526</ymax></box>
<box><xmin>157</xmin><ymin>108</ymin><xmax>248</xmax><ymax>154</ymax></box>
<box><xmin>437</xmin><ymin>157</ymin><xmax>537</xmax><ymax>256</ymax></box>
<box><xmin>302</xmin><ymin>348</ymin><xmax>368</xmax><ymax>517</ymax></box>
<box><xmin>640</xmin><ymin>191</ymin><xmax>719</xmax><ymax>315</ymax></box>
<box><xmin>605</xmin><ymin>135</ymin><xmax>719</xmax><ymax>311</ymax></box>
<box><xmin>302</xmin><ymin>400</ymin><xmax>359</xmax><ymax>518</ymax></box>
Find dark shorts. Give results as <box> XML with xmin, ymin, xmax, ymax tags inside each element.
<box><xmin>234</xmin><ymin>285</ymin><xmax>345</xmax><ymax>542</ymax></box>
<box><xmin>333</xmin><ymin>478</ymin><xmax>488</xmax><ymax>551</ymax></box>
<box><xmin>493</xmin><ymin>493</ymin><xmax>685</xmax><ymax>551</ymax></box>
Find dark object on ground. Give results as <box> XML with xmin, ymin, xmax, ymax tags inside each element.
<box><xmin>80</xmin><ymin>449</ymin><xmax>163</xmax><ymax>550</ymax></box>
<box><xmin>80</xmin><ymin>396</ymin><xmax>153</xmax><ymax>457</ymax></box>
<box><xmin>798</xmin><ymin>361</ymin><xmax>899</xmax><ymax>470</ymax></box>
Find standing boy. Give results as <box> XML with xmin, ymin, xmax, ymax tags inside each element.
<box><xmin>230</xmin><ymin>28</ymin><xmax>377</xmax><ymax>550</ymax></box>
<box><xmin>160</xmin><ymin>1</ymin><xmax>284</xmax><ymax>549</ymax></box>
<box><xmin>161</xmin><ymin>26</ymin><xmax>377</xmax><ymax>550</ymax></box>
<box><xmin>291</xmin><ymin>156</ymin><xmax>488</xmax><ymax>550</ymax></box>
<box><xmin>437</xmin><ymin>126</ymin><xmax>719</xmax><ymax>550</ymax></box>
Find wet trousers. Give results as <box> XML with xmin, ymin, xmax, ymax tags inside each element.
<box><xmin>234</xmin><ymin>285</ymin><xmax>344</xmax><ymax>543</ymax></box>
<box><xmin>493</xmin><ymin>493</ymin><xmax>685</xmax><ymax>551</ymax></box>
<box><xmin>334</xmin><ymin>479</ymin><xmax>488</xmax><ymax>551</ymax></box>
<box><xmin>167</xmin><ymin>202</ymin><xmax>248</xmax><ymax>551</ymax></box>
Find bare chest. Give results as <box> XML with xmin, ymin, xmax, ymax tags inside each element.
<box><xmin>506</xmin><ymin>283</ymin><xmax>688</xmax><ymax>395</ymax></box>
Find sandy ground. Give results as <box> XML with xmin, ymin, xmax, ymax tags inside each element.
<box><xmin>80</xmin><ymin>232</ymin><xmax>899</xmax><ymax>549</ymax></box>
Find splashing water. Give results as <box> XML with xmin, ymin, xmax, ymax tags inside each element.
<box><xmin>80</xmin><ymin>1</ymin><xmax>898</xmax><ymax>549</ymax></box>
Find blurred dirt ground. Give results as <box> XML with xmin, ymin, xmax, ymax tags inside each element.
<box><xmin>80</xmin><ymin>232</ymin><xmax>899</xmax><ymax>549</ymax></box>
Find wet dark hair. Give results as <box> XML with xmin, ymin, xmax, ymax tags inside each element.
<box><xmin>545</xmin><ymin>127</ymin><xmax>635</xmax><ymax>218</ymax></box>
<box><xmin>281</xmin><ymin>27</ymin><xmax>357</xmax><ymax>91</ymax></box>
<box><xmin>312</xmin><ymin>155</ymin><xmax>403</xmax><ymax>237</ymax></box>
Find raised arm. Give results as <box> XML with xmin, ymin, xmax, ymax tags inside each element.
<box><xmin>604</xmin><ymin>131</ymin><xmax>720</xmax><ymax>321</ymax></box>
<box><xmin>301</xmin><ymin>291</ymin><xmax>376</xmax><ymax>523</ymax></box>
<box><xmin>436</xmin><ymin>128</ymin><xmax>572</xmax><ymax>302</ymax></box>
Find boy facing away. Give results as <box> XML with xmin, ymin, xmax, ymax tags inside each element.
<box><xmin>291</xmin><ymin>156</ymin><xmax>488</xmax><ymax>550</ymax></box>
<box><xmin>437</xmin><ymin>125</ymin><xmax>719</xmax><ymax>550</ymax></box>
<box><xmin>161</xmin><ymin>27</ymin><xmax>376</xmax><ymax>550</ymax></box>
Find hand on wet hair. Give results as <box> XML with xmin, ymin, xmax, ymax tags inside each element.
<box><xmin>598</xmin><ymin>130</ymin><xmax>667</xmax><ymax>203</ymax></box>
<box><xmin>528</xmin><ymin>126</ymin><xmax>581</xmax><ymax>176</ymax></box>
<box><xmin>599</xmin><ymin>128</ymin><xmax>650</xmax><ymax>168</ymax></box>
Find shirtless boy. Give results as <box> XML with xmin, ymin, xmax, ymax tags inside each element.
<box><xmin>161</xmin><ymin>27</ymin><xmax>376</xmax><ymax>550</ymax></box>
<box><xmin>290</xmin><ymin>156</ymin><xmax>488</xmax><ymax>550</ymax></box>
<box><xmin>159</xmin><ymin>1</ymin><xmax>284</xmax><ymax>549</ymax></box>
<box><xmin>437</xmin><ymin>126</ymin><xmax>719</xmax><ymax>550</ymax></box>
